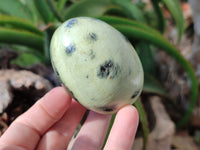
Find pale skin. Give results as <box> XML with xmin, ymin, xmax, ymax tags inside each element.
<box><xmin>0</xmin><ymin>87</ymin><xmax>139</xmax><ymax>150</ymax></box>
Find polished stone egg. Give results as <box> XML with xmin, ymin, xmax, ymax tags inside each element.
<box><xmin>50</xmin><ymin>17</ymin><xmax>143</xmax><ymax>114</ymax></box>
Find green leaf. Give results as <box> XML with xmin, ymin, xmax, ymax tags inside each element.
<box><xmin>11</xmin><ymin>44</ymin><xmax>44</xmax><ymax>60</ymax></box>
<box><xmin>150</xmin><ymin>0</ymin><xmax>165</xmax><ymax>33</ymax></box>
<box><xmin>136</xmin><ymin>43</ymin><xmax>168</xmax><ymax>97</ymax></box>
<box><xmin>135</xmin><ymin>42</ymin><xmax>156</xmax><ymax>76</ymax></box>
<box><xmin>64</xmin><ymin>0</ymin><xmax>112</xmax><ymax>19</ymax></box>
<box><xmin>103</xmin><ymin>5</ymin><xmax>126</xmax><ymax>17</ymax></box>
<box><xmin>43</xmin><ymin>28</ymin><xmax>55</xmax><ymax>65</ymax></box>
<box><xmin>33</xmin><ymin>0</ymin><xmax>55</xmax><ymax>23</ymax></box>
<box><xmin>46</xmin><ymin>0</ymin><xmax>64</xmax><ymax>22</ymax></box>
<box><xmin>111</xmin><ymin>0</ymin><xmax>146</xmax><ymax>23</ymax></box>
<box><xmin>143</xmin><ymin>73</ymin><xmax>167</xmax><ymax>96</ymax></box>
<box><xmin>0</xmin><ymin>15</ymin><xmax>43</xmax><ymax>36</ymax></box>
<box><xmin>0</xmin><ymin>0</ymin><xmax>34</xmax><ymax>21</ymax></box>
<box><xmin>19</xmin><ymin>0</ymin><xmax>42</xmax><ymax>24</ymax></box>
<box><xmin>0</xmin><ymin>27</ymin><xmax>44</xmax><ymax>50</ymax></box>
<box><xmin>11</xmin><ymin>52</ymin><xmax>42</xmax><ymax>67</ymax></box>
<box><xmin>57</xmin><ymin>0</ymin><xmax>69</xmax><ymax>13</ymax></box>
<box><xmin>162</xmin><ymin>0</ymin><xmax>185</xmax><ymax>41</ymax></box>
<box><xmin>98</xmin><ymin>15</ymin><xmax>159</xmax><ymax>35</ymax></box>
<box><xmin>135</xmin><ymin>99</ymin><xmax>149</xmax><ymax>150</ymax></box>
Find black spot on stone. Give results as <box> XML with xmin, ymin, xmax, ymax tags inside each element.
<box><xmin>131</xmin><ymin>89</ymin><xmax>140</xmax><ymax>99</ymax></box>
<box><xmin>103</xmin><ymin>107</ymin><xmax>113</xmax><ymax>112</ymax></box>
<box><xmin>88</xmin><ymin>33</ymin><xmax>97</xmax><ymax>41</ymax></box>
<box><xmin>99</xmin><ymin>105</ymin><xmax>116</xmax><ymax>112</ymax></box>
<box><xmin>91</xmin><ymin>98</ymin><xmax>95</xmax><ymax>101</ymax></box>
<box><xmin>65</xmin><ymin>43</ymin><xmax>76</xmax><ymax>56</ymax></box>
<box><xmin>89</xmin><ymin>49</ymin><xmax>95</xmax><ymax>59</ymax></box>
<box><xmin>66</xmin><ymin>19</ymin><xmax>78</xmax><ymax>28</ymax></box>
<box><xmin>128</xmin><ymin>69</ymin><xmax>132</xmax><ymax>75</ymax></box>
<box><xmin>86</xmin><ymin>75</ymin><xmax>89</xmax><ymax>79</ymax></box>
<box><xmin>97</xmin><ymin>60</ymin><xmax>120</xmax><ymax>79</ymax></box>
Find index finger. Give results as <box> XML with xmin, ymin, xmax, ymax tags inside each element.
<box><xmin>104</xmin><ymin>105</ymin><xmax>139</xmax><ymax>150</ymax></box>
<box><xmin>0</xmin><ymin>87</ymin><xmax>72</xmax><ymax>149</ymax></box>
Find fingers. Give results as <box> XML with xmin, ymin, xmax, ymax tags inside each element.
<box><xmin>72</xmin><ymin>111</ymin><xmax>111</xmax><ymax>150</ymax></box>
<box><xmin>36</xmin><ymin>100</ymin><xmax>86</xmax><ymax>150</ymax></box>
<box><xmin>0</xmin><ymin>87</ymin><xmax>139</xmax><ymax>150</ymax></box>
<box><xmin>104</xmin><ymin>105</ymin><xmax>139</xmax><ymax>150</ymax></box>
<box><xmin>0</xmin><ymin>87</ymin><xmax>72</xmax><ymax>150</ymax></box>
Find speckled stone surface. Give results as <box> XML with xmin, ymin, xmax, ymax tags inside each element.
<box><xmin>50</xmin><ymin>17</ymin><xmax>144</xmax><ymax>114</ymax></box>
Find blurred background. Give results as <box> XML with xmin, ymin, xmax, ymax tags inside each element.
<box><xmin>0</xmin><ymin>0</ymin><xmax>200</xmax><ymax>149</ymax></box>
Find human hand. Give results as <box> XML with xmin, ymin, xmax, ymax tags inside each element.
<box><xmin>0</xmin><ymin>87</ymin><xmax>139</xmax><ymax>150</ymax></box>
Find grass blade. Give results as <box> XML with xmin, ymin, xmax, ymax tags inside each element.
<box><xmin>11</xmin><ymin>52</ymin><xmax>43</xmax><ymax>67</ymax></box>
<box><xmin>33</xmin><ymin>0</ymin><xmax>54</xmax><ymax>23</ymax></box>
<box><xmin>103</xmin><ymin>5</ymin><xmax>126</xmax><ymax>17</ymax></box>
<box><xmin>0</xmin><ymin>0</ymin><xmax>34</xmax><ymax>21</ymax></box>
<box><xmin>162</xmin><ymin>0</ymin><xmax>185</xmax><ymax>41</ymax></box>
<box><xmin>46</xmin><ymin>0</ymin><xmax>64</xmax><ymax>22</ymax></box>
<box><xmin>0</xmin><ymin>15</ymin><xmax>43</xmax><ymax>36</ymax></box>
<box><xmin>150</xmin><ymin>0</ymin><xmax>165</xmax><ymax>33</ymax></box>
<box><xmin>64</xmin><ymin>0</ymin><xmax>112</xmax><ymax>19</ymax></box>
<box><xmin>111</xmin><ymin>0</ymin><xmax>146</xmax><ymax>23</ymax></box>
<box><xmin>135</xmin><ymin>99</ymin><xmax>149</xmax><ymax>150</ymax></box>
<box><xmin>21</xmin><ymin>0</ymin><xmax>42</xmax><ymax>24</ymax></box>
<box><xmin>143</xmin><ymin>73</ymin><xmax>167</xmax><ymax>97</ymax></box>
<box><xmin>135</xmin><ymin>42</ymin><xmax>157</xmax><ymax>76</ymax></box>
<box><xmin>98</xmin><ymin>15</ymin><xmax>159</xmax><ymax>35</ymax></box>
<box><xmin>57</xmin><ymin>0</ymin><xmax>69</xmax><ymax>13</ymax></box>
<box><xmin>0</xmin><ymin>27</ymin><xmax>44</xmax><ymax>50</ymax></box>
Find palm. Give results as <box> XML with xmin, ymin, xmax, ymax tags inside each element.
<box><xmin>0</xmin><ymin>87</ymin><xmax>138</xmax><ymax>150</ymax></box>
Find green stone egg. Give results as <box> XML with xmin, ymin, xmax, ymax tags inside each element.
<box><xmin>50</xmin><ymin>17</ymin><xmax>144</xmax><ymax>114</ymax></box>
